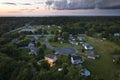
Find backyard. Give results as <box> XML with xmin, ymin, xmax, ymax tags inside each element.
<box><xmin>84</xmin><ymin>37</ymin><xmax>120</xmax><ymax>80</ymax></box>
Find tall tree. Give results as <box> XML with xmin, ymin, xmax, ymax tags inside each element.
<box><xmin>62</xmin><ymin>32</ymin><xmax>69</xmax><ymax>40</ymax></box>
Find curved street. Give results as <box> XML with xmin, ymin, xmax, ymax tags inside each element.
<box><xmin>45</xmin><ymin>35</ymin><xmax>77</xmax><ymax>55</ymax></box>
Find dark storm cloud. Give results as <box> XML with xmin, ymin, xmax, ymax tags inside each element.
<box><xmin>45</xmin><ymin>0</ymin><xmax>120</xmax><ymax>10</ymax></box>
<box><xmin>46</xmin><ymin>0</ymin><xmax>53</xmax><ymax>6</ymax></box>
<box><xmin>98</xmin><ymin>0</ymin><xmax>120</xmax><ymax>9</ymax></box>
<box><xmin>2</xmin><ymin>2</ymin><xmax>17</xmax><ymax>5</ymax></box>
<box><xmin>52</xmin><ymin>0</ymin><xmax>68</xmax><ymax>10</ymax></box>
<box><xmin>68</xmin><ymin>0</ymin><xmax>95</xmax><ymax>9</ymax></box>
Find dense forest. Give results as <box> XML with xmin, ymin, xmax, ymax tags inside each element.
<box><xmin>0</xmin><ymin>17</ymin><xmax>120</xmax><ymax>80</ymax></box>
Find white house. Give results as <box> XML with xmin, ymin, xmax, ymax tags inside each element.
<box><xmin>58</xmin><ymin>68</ymin><xmax>63</xmax><ymax>72</ymax></box>
<box><xmin>58</xmin><ymin>37</ymin><xmax>63</xmax><ymax>41</ymax></box>
<box><xmin>71</xmin><ymin>55</ymin><xmax>84</xmax><ymax>64</ymax></box>
<box><xmin>69</xmin><ymin>40</ymin><xmax>79</xmax><ymax>45</ymax></box>
<box><xmin>82</xmin><ymin>43</ymin><xmax>94</xmax><ymax>50</ymax></box>
<box><xmin>114</xmin><ymin>33</ymin><xmax>120</xmax><ymax>37</ymax></box>
<box><xmin>77</xmin><ymin>35</ymin><xmax>84</xmax><ymax>41</ymax></box>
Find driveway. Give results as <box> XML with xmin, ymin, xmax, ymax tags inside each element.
<box><xmin>55</xmin><ymin>47</ymin><xmax>76</xmax><ymax>55</ymax></box>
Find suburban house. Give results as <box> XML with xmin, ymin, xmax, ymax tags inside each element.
<box><xmin>114</xmin><ymin>33</ymin><xmax>120</xmax><ymax>37</ymax></box>
<box><xmin>45</xmin><ymin>54</ymin><xmax>57</xmax><ymax>67</ymax></box>
<box><xmin>28</xmin><ymin>47</ymin><xmax>38</xmax><ymax>55</ymax></box>
<box><xmin>31</xmin><ymin>36</ymin><xmax>38</xmax><ymax>43</ymax></box>
<box><xmin>69</xmin><ymin>40</ymin><xmax>79</xmax><ymax>45</ymax></box>
<box><xmin>71</xmin><ymin>55</ymin><xmax>84</xmax><ymax>64</ymax></box>
<box><xmin>58</xmin><ymin>37</ymin><xmax>63</xmax><ymax>41</ymax></box>
<box><xmin>82</xmin><ymin>43</ymin><xmax>94</xmax><ymax>50</ymax></box>
<box><xmin>81</xmin><ymin>69</ymin><xmax>90</xmax><ymax>76</ymax></box>
<box><xmin>112</xmin><ymin>55</ymin><xmax>120</xmax><ymax>63</ymax></box>
<box><xmin>37</xmin><ymin>60</ymin><xmax>41</xmax><ymax>65</ymax></box>
<box><xmin>77</xmin><ymin>35</ymin><xmax>84</xmax><ymax>41</ymax></box>
<box><xmin>28</xmin><ymin>42</ymin><xmax>38</xmax><ymax>55</ymax></box>
<box><xmin>69</xmin><ymin>34</ymin><xmax>73</xmax><ymax>40</ymax></box>
<box><xmin>58</xmin><ymin>68</ymin><xmax>63</xmax><ymax>72</ymax></box>
<box><xmin>85</xmin><ymin>51</ymin><xmax>99</xmax><ymax>59</ymax></box>
<box><xmin>28</xmin><ymin>42</ymin><xmax>35</xmax><ymax>48</ymax></box>
<box><xmin>34</xmin><ymin>36</ymin><xmax>38</xmax><ymax>40</ymax></box>
<box><xmin>58</xmin><ymin>31</ymin><xmax>63</xmax><ymax>41</ymax></box>
<box><xmin>79</xmin><ymin>42</ymin><xmax>84</xmax><ymax>45</ymax></box>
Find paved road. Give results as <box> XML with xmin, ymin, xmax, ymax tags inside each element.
<box><xmin>45</xmin><ymin>35</ymin><xmax>56</xmax><ymax>50</ymax></box>
<box><xmin>45</xmin><ymin>35</ymin><xmax>77</xmax><ymax>55</ymax></box>
<box><xmin>26</xmin><ymin>34</ymin><xmax>54</xmax><ymax>37</ymax></box>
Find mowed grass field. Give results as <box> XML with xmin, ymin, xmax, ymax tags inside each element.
<box><xmin>49</xmin><ymin>42</ymin><xmax>72</xmax><ymax>48</ymax></box>
<box><xmin>84</xmin><ymin>37</ymin><xmax>120</xmax><ymax>80</ymax></box>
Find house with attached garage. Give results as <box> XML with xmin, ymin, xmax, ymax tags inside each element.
<box><xmin>77</xmin><ymin>35</ymin><xmax>84</xmax><ymax>41</ymax></box>
<box><xmin>69</xmin><ymin>40</ymin><xmax>79</xmax><ymax>45</ymax></box>
<box><xmin>71</xmin><ymin>55</ymin><xmax>84</xmax><ymax>64</ymax></box>
<box><xmin>28</xmin><ymin>42</ymin><xmax>38</xmax><ymax>55</ymax></box>
<box><xmin>85</xmin><ymin>51</ymin><xmax>99</xmax><ymax>59</ymax></box>
<box><xmin>45</xmin><ymin>54</ymin><xmax>57</xmax><ymax>67</ymax></box>
<box><xmin>82</xmin><ymin>43</ymin><xmax>94</xmax><ymax>50</ymax></box>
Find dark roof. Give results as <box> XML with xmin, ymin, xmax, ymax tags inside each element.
<box><xmin>85</xmin><ymin>44</ymin><xmax>93</xmax><ymax>48</ymax></box>
<box><xmin>45</xmin><ymin>54</ymin><xmax>56</xmax><ymax>59</ymax></box>
<box><xmin>72</xmin><ymin>55</ymin><xmax>83</xmax><ymax>60</ymax></box>
<box><xmin>86</xmin><ymin>51</ymin><xmax>99</xmax><ymax>57</ymax></box>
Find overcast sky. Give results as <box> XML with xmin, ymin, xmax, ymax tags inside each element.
<box><xmin>0</xmin><ymin>0</ymin><xmax>120</xmax><ymax>16</ymax></box>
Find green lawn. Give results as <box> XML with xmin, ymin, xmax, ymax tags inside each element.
<box><xmin>25</xmin><ymin>35</ymin><xmax>34</xmax><ymax>39</ymax></box>
<box><xmin>49</xmin><ymin>42</ymin><xmax>72</xmax><ymax>48</ymax></box>
<box><xmin>38</xmin><ymin>36</ymin><xmax>46</xmax><ymax>43</ymax></box>
<box><xmin>84</xmin><ymin>37</ymin><xmax>120</xmax><ymax>80</ymax></box>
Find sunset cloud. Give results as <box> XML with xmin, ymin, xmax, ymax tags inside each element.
<box><xmin>21</xmin><ymin>3</ymin><xmax>32</xmax><ymax>5</ymax></box>
<box><xmin>0</xmin><ymin>0</ymin><xmax>120</xmax><ymax>16</ymax></box>
<box><xmin>2</xmin><ymin>2</ymin><xmax>17</xmax><ymax>6</ymax></box>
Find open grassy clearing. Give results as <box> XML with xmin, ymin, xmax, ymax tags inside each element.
<box><xmin>37</xmin><ymin>36</ymin><xmax>46</xmax><ymax>43</ymax></box>
<box><xmin>49</xmin><ymin>42</ymin><xmax>72</xmax><ymax>48</ymax></box>
<box><xmin>84</xmin><ymin>37</ymin><xmax>120</xmax><ymax>80</ymax></box>
<box><xmin>25</xmin><ymin>35</ymin><xmax>34</xmax><ymax>39</ymax></box>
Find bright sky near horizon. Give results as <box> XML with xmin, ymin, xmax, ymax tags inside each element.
<box><xmin>0</xmin><ymin>0</ymin><xmax>120</xmax><ymax>16</ymax></box>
